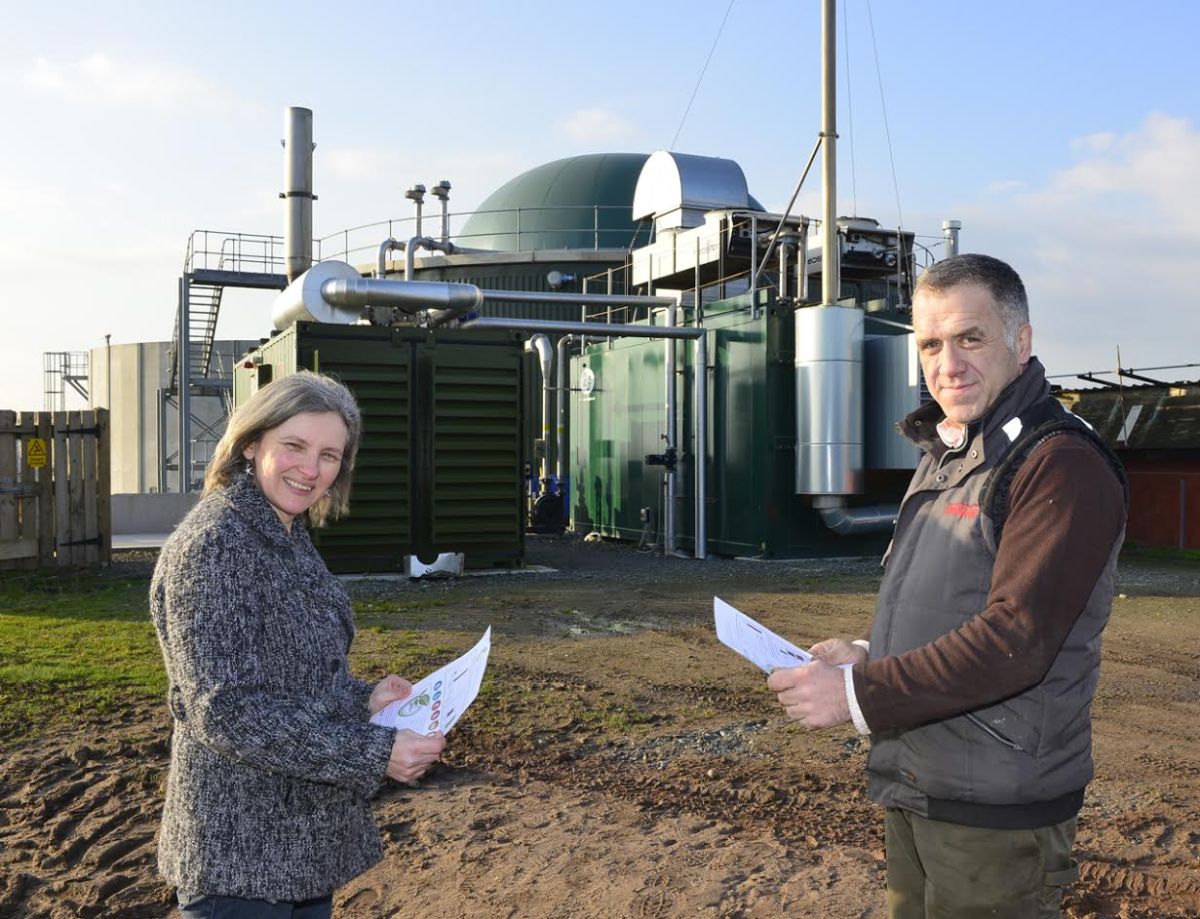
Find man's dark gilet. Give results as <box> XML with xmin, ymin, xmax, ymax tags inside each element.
<box><xmin>867</xmin><ymin>395</ymin><xmax>1127</xmax><ymax>830</ymax></box>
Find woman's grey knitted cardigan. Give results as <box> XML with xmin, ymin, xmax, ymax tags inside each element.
<box><xmin>150</xmin><ymin>474</ymin><xmax>396</xmax><ymax>901</ymax></box>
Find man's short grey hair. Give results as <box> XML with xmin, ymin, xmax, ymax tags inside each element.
<box><xmin>914</xmin><ymin>253</ymin><xmax>1029</xmax><ymax>350</ymax></box>
<box><xmin>204</xmin><ymin>370</ymin><xmax>362</xmax><ymax>527</ymax></box>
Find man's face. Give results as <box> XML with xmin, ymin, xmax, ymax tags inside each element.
<box><xmin>912</xmin><ymin>283</ymin><xmax>1032</xmax><ymax>425</ymax></box>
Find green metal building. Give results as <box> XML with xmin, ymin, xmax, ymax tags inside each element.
<box><xmin>570</xmin><ymin>291</ymin><xmax>917</xmax><ymax>557</ymax></box>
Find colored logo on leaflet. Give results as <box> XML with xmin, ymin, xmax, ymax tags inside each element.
<box><xmin>397</xmin><ymin>691</ymin><xmax>431</xmax><ymax>717</ymax></box>
<box><xmin>426</xmin><ymin>681</ymin><xmax>444</xmax><ymax>733</ymax></box>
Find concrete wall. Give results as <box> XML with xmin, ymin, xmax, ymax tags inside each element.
<box><xmin>112</xmin><ymin>492</ymin><xmax>199</xmax><ymax>535</ymax></box>
<box><xmin>89</xmin><ymin>339</ymin><xmax>259</xmax><ymax>494</ymax></box>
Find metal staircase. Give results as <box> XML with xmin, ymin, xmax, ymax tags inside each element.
<box><xmin>168</xmin><ymin>230</ymin><xmax>289</xmax><ymax>393</ymax></box>
<box><xmin>168</xmin><ymin>280</ymin><xmax>224</xmax><ymax>390</ymax></box>
<box><xmin>167</xmin><ymin>230</ymin><xmax>290</xmax><ymax>490</ymax></box>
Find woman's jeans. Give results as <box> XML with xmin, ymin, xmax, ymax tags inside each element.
<box><xmin>177</xmin><ymin>890</ymin><xmax>333</xmax><ymax>919</ymax></box>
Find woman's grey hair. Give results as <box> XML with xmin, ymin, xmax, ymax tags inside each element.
<box><xmin>914</xmin><ymin>253</ymin><xmax>1029</xmax><ymax>350</ymax></box>
<box><xmin>204</xmin><ymin>370</ymin><xmax>362</xmax><ymax>527</ymax></box>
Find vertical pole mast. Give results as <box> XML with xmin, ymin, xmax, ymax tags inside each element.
<box><xmin>821</xmin><ymin>0</ymin><xmax>839</xmax><ymax>307</ymax></box>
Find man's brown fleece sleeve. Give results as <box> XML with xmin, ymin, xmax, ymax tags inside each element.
<box><xmin>852</xmin><ymin>435</ymin><xmax>1126</xmax><ymax>733</ymax></box>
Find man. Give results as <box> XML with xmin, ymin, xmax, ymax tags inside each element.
<box><xmin>768</xmin><ymin>254</ymin><xmax>1127</xmax><ymax>918</ymax></box>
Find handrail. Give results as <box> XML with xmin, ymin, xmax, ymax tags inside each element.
<box><xmin>313</xmin><ymin>205</ymin><xmax>651</xmax><ymax>265</ymax></box>
<box><xmin>183</xmin><ymin>229</ymin><xmax>286</xmax><ymax>275</ymax></box>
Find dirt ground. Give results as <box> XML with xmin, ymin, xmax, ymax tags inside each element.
<box><xmin>1</xmin><ymin>537</ymin><xmax>1198</xmax><ymax>918</ymax></box>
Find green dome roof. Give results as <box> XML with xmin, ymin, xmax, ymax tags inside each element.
<box><xmin>461</xmin><ymin>153</ymin><xmax>652</xmax><ymax>251</ymax></box>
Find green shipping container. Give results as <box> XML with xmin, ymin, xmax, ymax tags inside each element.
<box><xmin>234</xmin><ymin>322</ymin><xmax>526</xmax><ymax>572</ymax></box>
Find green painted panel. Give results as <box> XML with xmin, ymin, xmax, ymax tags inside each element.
<box><xmin>571</xmin><ymin>335</ymin><xmax>667</xmax><ymax>541</ymax></box>
<box><xmin>428</xmin><ymin>337</ymin><xmax>524</xmax><ymax>564</ymax></box>
<box><xmin>234</xmin><ymin>322</ymin><xmax>524</xmax><ymax>572</ymax></box>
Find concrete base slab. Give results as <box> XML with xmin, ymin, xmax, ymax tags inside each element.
<box><xmin>114</xmin><ymin>533</ymin><xmax>170</xmax><ymax>550</ymax></box>
<box><xmin>339</xmin><ymin>565</ymin><xmax>555</xmax><ymax>583</ymax></box>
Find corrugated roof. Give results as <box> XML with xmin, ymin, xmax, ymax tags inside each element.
<box><xmin>1061</xmin><ymin>383</ymin><xmax>1200</xmax><ymax>450</ymax></box>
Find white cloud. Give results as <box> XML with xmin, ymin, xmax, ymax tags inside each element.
<box><xmin>1070</xmin><ymin>131</ymin><xmax>1116</xmax><ymax>155</ymax></box>
<box><xmin>955</xmin><ymin>113</ymin><xmax>1200</xmax><ymax>376</ymax></box>
<box><xmin>1033</xmin><ymin>113</ymin><xmax>1200</xmax><ymax>235</ymax></box>
<box><xmin>20</xmin><ymin>53</ymin><xmax>246</xmax><ymax>112</ymax></box>
<box><xmin>556</xmin><ymin>107</ymin><xmax>635</xmax><ymax>144</ymax></box>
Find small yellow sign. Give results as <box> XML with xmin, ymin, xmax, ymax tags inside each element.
<box><xmin>26</xmin><ymin>438</ymin><xmax>48</xmax><ymax>469</ymax></box>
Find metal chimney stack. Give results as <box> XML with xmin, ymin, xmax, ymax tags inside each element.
<box><xmin>942</xmin><ymin>219</ymin><xmax>962</xmax><ymax>258</ymax></box>
<box><xmin>406</xmin><ymin>184</ymin><xmax>427</xmax><ymax>238</ymax></box>
<box><xmin>282</xmin><ymin>107</ymin><xmax>314</xmax><ymax>282</ymax></box>
<box><xmin>431</xmin><ymin>180</ymin><xmax>452</xmax><ymax>244</ymax></box>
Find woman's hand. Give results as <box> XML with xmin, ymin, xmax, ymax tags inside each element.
<box><xmin>386</xmin><ymin>729</ymin><xmax>447</xmax><ymax>784</ymax></box>
<box><xmin>808</xmin><ymin>639</ymin><xmax>868</xmax><ymax>667</ymax></box>
<box><xmin>368</xmin><ymin>675</ymin><xmax>413</xmax><ymax>715</ymax></box>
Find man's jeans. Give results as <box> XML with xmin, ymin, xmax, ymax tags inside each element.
<box><xmin>885</xmin><ymin>808</ymin><xmax>1079</xmax><ymax>919</ymax></box>
<box><xmin>177</xmin><ymin>890</ymin><xmax>333</xmax><ymax>919</ymax></box>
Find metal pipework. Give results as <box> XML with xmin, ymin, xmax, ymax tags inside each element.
<box><xmin>270</xmin><ymin>260</ymin><xmax>484</xmax><ymax>328</ymax></box>
<box><xmin>779</xmin><ymin>237</ymin><xmax>790</xmax><ymax>300</ymax></box>
<box><xmin>695</xmin><ymin>328</ymin><xmax>707</xmax><ymax>559</ymax></box>
<box><xmin>820</xmin><ymin>0</ymin><xmax>839</xmax><ymax>308</ymax></box>
<box><xmin>278</xmin><ymin>261</ymin><xmax>669</xmax><ymax>330</ymax></box>
<box><xmin>812</xmin><ymin>496</ymin><xmax>898</xmax><ymax>535</ymax></box>
<box><xmin>282</xmin><ymin>106</ymin><xmax>314</xmax><ymax>282</ymax></box>
<box><xmin>462</xmin><ymin>316</ymin><xmax>699</xmax><ymax>340</ymax></box>
<box><xmin>555</xmin><ymin>335</ymin><xmax>571</xmax><ymax>487</ymax></box>
<box><xmin>322</xmin><ymin>277</ymin><xmax>483</xmax><ymax>313</ymax></box>
<box><xmin>525</xmin><ymin>334</ymin><xmax>554</xmax><ymax>484</ymax></box>
<box><xmin>664</xmin><ymin>304</ymin><xmax>678</xmax><ymax>555</ymax></box>
<box><xmin>426</xmin><ymin>284</ymin><xmax>677</xmax><ymax>329</ymax></box>
<box><xmin>463</xmin><ymin>316</ymin><xmax>709</xmax><ymax>560</ymax></box>
<box><xmin>377</xmin><ymin>238</ymin><xmax>405</xmax><ymax>278</ymax></box>
<box><xmin>405</xmin><ymin>235</ymin><xmax>464</xmax><ymax>281</ymax></box>
<box><xmin>472</xmin><ymin>290</ymin><xmax>677</xmax><ymax>309</ymax></box>
<box><xmin>430</xmin><ymin>180</ymin><xmax>451</xmax><ymax>244</ymax></box>
<box><xmin>942</xmin><ymin>219</ymin><xmax>962</xmax><ymax>258</ymax></box>
<box><xmin>405</xmin><ymin>184</ymin><xmax>426</xmax><ymax>238</ymax></box>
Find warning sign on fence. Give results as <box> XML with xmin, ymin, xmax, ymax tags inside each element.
<box><xmin>26</xmin><ymin>438</ymin><xmax>47</xmax><ymax>469</ymax></box>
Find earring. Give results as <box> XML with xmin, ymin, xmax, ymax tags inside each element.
<box><xmin>244</xmin><ymin>459</ymin><xmax>255</xmax><ymax>477</ymax></box>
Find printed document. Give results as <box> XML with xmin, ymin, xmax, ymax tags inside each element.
<box><xmin>370</xmin><ymin>626</ymin><xmax>491</xmax><ymax>735</ymax></box>
<box><xmin>714</xmin><ymin>597</ymin><xmax>815</xmax><ymax>672</ymax></box>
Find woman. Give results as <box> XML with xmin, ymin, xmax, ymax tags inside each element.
<box><xmin>151</xmin><ymin>370</ymin><xmax>445</xmax><ymax>918</ymax></box>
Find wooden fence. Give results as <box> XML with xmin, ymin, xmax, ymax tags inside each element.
<box><xmin>0</xmin><ymin>410</ymin><xmax>110</xmax><ymax>570</ymax></box>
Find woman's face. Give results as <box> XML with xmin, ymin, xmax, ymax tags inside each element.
<box><xmin>242</xmin><ymin>411</ymin><xmax>349</xmax><ymax>530</ymax></box>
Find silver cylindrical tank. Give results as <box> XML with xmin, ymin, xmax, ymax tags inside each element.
<box><xmin>283</xmin><ymin>106</ymin><xmax>314</xmax><ymax>282</ymax></box>
<box><xmin>795</xmin><ymin>305</ymin><xmax>863</xmax><ymax>494</ymax></box>
<box><xmin>272</xmin><ymin>260</ymin><xmax>364</xmax><ymax>328</ymax></box>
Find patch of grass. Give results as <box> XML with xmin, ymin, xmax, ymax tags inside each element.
<box><xmin>0</xmin><ymin>571</ymin><xmax>163</xmax><ymax>745</ymax></box>
<box><xmin>354</xmin><ymin>598</ymin><xmax>449</xmax><ymax>629</ymax></box>
<box><xmin>578</xmin><ymin>702</ymin><xmax>659</xmax><ymax>734</ymax></box>
<box><xmin>1120</xmin><ymin>544</ymin><xmax>1200</xmax><ymax>563</ymax></box>
<box><xmin>0</xmin><ymin>571</ymin><xmax>151</xmax><ymax>619</ymax></box>
<box><xmin>348</xmin><ymin>628</ymin><xmax>476</xmax><ymax>684</ymax></box>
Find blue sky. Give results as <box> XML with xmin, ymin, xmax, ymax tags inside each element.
<box><xmin>3</xmin><ymin>1</ymin><xmax>1199</xmax><ymax>409</ymax></box>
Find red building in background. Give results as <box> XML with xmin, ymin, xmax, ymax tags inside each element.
<box><xmin>1062</xmin><ymin>377</ymin><xmax>1200</xmax><ymax>551</ymax></box>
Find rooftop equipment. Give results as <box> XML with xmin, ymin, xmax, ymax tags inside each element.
<box><xmin>283</xmin><ymin>107</ymin><xmax>314</xmax><ymax>282</ymax></box>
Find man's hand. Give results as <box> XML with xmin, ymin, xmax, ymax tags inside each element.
<box><xmin>809</xmin><ymin>639</ymin><xmax>868</xmax><ymax>667</ymax></box>
<box><xmin>368</xmin><ymin>674</ymin><xmax>413</xmax><ymax>715</ymax></box>
<box><xmin>386</xmin><ymin>729</ymin><xmax>447</xmax><ymax>784</ymax></box>
<box><xmin>767</xmin><ymin>660</ymin><xmax>851</xmax><ymax>729</ymax></box>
